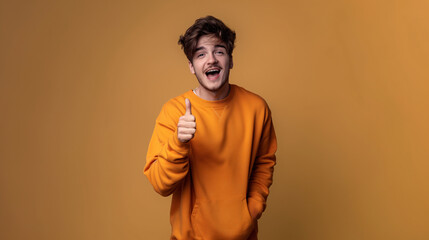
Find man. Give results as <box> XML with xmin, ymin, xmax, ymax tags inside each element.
<box><xmin>144</xmin><ymin>16</ymin><xmax>277</xmax><ymax>240</ymax></box>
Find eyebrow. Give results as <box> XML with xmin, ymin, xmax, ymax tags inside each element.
<box><xmin>195</xmin><ymin>45</ymin><xmax>227</xmax><ymax>52</ymax></box>
<box><xmin>215</xmin><ymin>44</ymin><xmax>227</xmax><ymax>50</ymax></box>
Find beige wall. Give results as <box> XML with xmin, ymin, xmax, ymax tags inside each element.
<box><xmin>1</xmin><ymin>0</ymin><xmax>428</xmax><ymax>239</ymax></box>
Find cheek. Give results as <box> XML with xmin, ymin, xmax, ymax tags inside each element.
<box><xmin>222</xmin><ymin>58</ymin><xmax>232</xmax><ymax>68</ymax></box>
<box><xmin>194</xmin><ymin>64</ymin><xmax>204</xmax><ymax>73</ymax></box>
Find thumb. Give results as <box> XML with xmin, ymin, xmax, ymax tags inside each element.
<box><xmin>185</xmin><ymin>98</ymin><xmax>192</xmax><ymax>115</ymax></box>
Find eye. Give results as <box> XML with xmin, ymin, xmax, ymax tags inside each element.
<box><xmin>196</xmin><ymin>52</ymin><xmax>205</xmax><ymax>58</ymax></box>
<box><xmin>215</xmin><ymin>51</ymin><xmax>225</xmax><ymax>55</ymax></box>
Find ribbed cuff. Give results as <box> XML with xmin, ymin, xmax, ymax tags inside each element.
<box><xmin>170</xmin><ymin>129</ymin><xmax>191</xmax><ymax>155</ymax></box>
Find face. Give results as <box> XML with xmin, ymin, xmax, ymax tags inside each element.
<box><xmin>189</xmin><ymin>35</ymin><xmax>233</xmax><ymax>95</ymax></box>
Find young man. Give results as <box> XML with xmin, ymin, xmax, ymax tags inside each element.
<box><xmin>144</xmin><ymin>16</ymin><xmax>277</xmax><ymax>240</ymax></box>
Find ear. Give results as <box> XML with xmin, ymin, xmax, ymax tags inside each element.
<box><xmin>229</xmin><ymin>56</ymin><xmax>234</xmax><ymax>69</ymax></box>
<box><xmin>188</xmin><ymin>61</ymin><xmax>195</xmax><ymax>74</ymax></box>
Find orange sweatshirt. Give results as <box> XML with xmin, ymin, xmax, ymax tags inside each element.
<box><xmin>144</xmin><ymin>85</ymin><xmax>277</xmax><ymax>240</ymax></box>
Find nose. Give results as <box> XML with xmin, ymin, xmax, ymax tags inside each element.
<box><xmin>207</xmin><ymin>53</ymin><xmax>218</xmax><ymax>64</ymax></box>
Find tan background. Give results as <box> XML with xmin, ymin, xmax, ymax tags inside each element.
<box><xmin>1</xmin><ymin>0</ymin><xmax>428</xmax><ymax>239</ymax></box>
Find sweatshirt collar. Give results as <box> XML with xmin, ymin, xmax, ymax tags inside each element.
<box><xmin>185</xmin><ymin>84</ymin><xmax>236</xmax><ymax>108</ymax></box>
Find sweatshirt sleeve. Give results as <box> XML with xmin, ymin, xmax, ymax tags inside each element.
<box><xmin>247</xmin><ymin>104</ymin><xmax>277</xmax><ymax>218</ymax></box>
<box><xmin>144</xmin><ymin>101</ymin><xmax>190</xmax><ymax>197</ymax></box>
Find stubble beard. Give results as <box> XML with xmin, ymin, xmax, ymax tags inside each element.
<box><xmin>195</xmin><ymin>69</ymin><xmax>230</xmax><ymax>94</ymax></box>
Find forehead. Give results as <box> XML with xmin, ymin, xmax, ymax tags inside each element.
<box><xmin>196</xmin><ymin>35</ymin><xmax>225</xmax><ymax>48</ymax></box>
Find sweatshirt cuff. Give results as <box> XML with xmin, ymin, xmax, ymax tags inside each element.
<box><xmin>170</xmin><ymin>130</ymin><xmax>191</xmax><ymax>155</ymax></box>
<box><xmin>247</xmin><ymin>197</ymin><xmax>265</xmax><ymax>220</ymax></box>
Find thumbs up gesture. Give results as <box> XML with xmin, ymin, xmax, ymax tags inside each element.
<box><xmin>177</xmin><ymin>98</ymin><xmax>196</xmax><ymax>143</ymax></box>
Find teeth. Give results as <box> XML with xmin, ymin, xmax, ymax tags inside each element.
<box><xmin>206</xmin><ymin>69</ymin><xmax>220</xmax><ymax>74</ymax></box>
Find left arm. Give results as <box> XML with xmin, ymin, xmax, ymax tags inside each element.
<box><xmin>247</xmin><ymin>105</ymin><xmax>277</xmax><ymax>221</ymax></box>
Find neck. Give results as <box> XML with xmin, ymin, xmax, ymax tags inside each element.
<box><xmin>196</xmin><ymin>83</ymin><xmax>230</xmax><ymax>101</ymax></box>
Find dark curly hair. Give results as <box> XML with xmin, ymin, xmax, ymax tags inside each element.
<box><xmin>178</xmin><ymin>16</ymin><xmax>236</xmax><ymax>62</ymax></box>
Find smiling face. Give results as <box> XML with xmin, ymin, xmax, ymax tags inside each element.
<box><xmin>189</xmin><ymin>35</ymin><xmax>233</xmax><ymax>100</ymax></box>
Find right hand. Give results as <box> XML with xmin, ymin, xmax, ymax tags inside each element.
<box><xmin>177</xmin><ymin>98</ymin><xmax>196</xmax><ymax>143</ymax></box>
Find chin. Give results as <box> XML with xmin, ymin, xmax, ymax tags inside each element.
<box><xmin>205</xmin><ymin>81</ymin><xmax>226</xmax><ymax>91</ymax></box>
<box><xmin>196</xmin><ymin>72</ymin><xmax>229</xmax><ymax>92</ymax></box>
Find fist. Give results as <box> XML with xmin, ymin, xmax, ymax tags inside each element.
<box><xmin>177</xmin><ymin>98</ymin><xmax>196</xmax><ymax>143</ymax></box>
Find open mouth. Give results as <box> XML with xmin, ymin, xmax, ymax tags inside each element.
<box><xmin>205</xmin><ymin>69</ymin><xmax>221</xmax><ymax>80</ymax></box>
